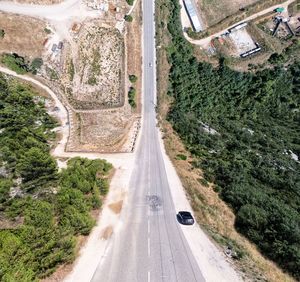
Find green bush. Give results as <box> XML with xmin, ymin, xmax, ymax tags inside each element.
<box><xmin>129</xmin><ymin>74</ymin><xmax>138</xmax><ymax>83</ymax></box>
<box><xmin>128</xmin><ymin>87</ymin><xmax>136</xmax><ymax>108</ymax></box>
<box><xmin>0</xmin><ymin>29</ymin><xmax>5</xmax><ymax>38</ymax></box>
<box><xmin>30</xmin><ymin>58</ymin><xmax>43</xmax><ymax>74</ymax></box>
<box><xmin>124</xmin><ymin>15</ymin><xmax>133</xmax><ymax>22</ymax></box>
<box><xmin>1</xmin><ymin>53</ymin><xmax>29</xmax><ymax>74</ymax></box>
<box><xmin>44</xmin><ymin>28</ymin><xmax>51</xmax><ymax>34</ymax></box>
<box><xmin>176</xmin><ymin>154</ymin><xmax>187</xmax><ymax>160</ymax></box>
<box><xmin>16</xmin><ymin>147</ymin><xmax>58</xmax><ymax>188</ymax></box>
<box><xmin>126</xmin><ymin>0</ymin><xmax>134</xmax><ymax>5</ymax></box>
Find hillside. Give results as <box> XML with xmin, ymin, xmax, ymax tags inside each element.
<box><xmin>164</xmin><ymin>0</ymin><xmax>300</xmax><ymax>279</ymax></box>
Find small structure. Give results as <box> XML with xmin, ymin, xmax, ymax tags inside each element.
<box><xmin>240</xmin><ymin>43</ymin><xmax>261</xmax><ymax>58</ymax></box>
<box><xmin>183</xmin><ymin>0</ymin><xmax>202</xmax><ymax>32</ymax></box>
<box><xmin>275</xmin><ymin>7</ymin><xmax>284</xmax><ymax>13</ymax></box>
<box><xmin>272</xmin><ymin>16</ymin><xmax>295</xmax><ymax>36</ymax></box>
<box><xmin>51</xmin><ymin>44</ymin><xmax>57</xmax><ymax>52</ymax></box>
<box><xmin>58</xmin><ymin>41</ymin><xmax>63</xmax><ymax>49</ymax></box>
<box><xmin>226</xmin><ymin>22</ymin><xmax>261</xmax><ymax>58</ymax></box>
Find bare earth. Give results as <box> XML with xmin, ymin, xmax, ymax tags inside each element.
<box><xmin>0</xmin><ymin>12</ymin><xmax>47</xmax><ymax>58</ymax></box>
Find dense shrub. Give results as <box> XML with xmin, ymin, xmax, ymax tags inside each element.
<box><xmin>128</xmin><ymin>86</ymin><xmax>136</xmax><ymax>108</ymax></box>
<box><xmin>124</xmin><ymin>15</ymin><xmax>133</xmax><ymax>22</ymax></box>
<box><xmin>1</xmin><ymin>53</ymin><xmax>29</xmax><ymax>74</ymax></box>
<box><xmin>129</xmin><ymin>74</ymin><xmax>138</xmax><ymax>83</ymax></box>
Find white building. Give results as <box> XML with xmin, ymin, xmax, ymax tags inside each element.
<box><xmin>183</xmin><ymin>0</ymin><xmax>202</xmax><ymax>32</ymax></box>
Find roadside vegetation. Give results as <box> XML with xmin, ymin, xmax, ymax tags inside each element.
<box><xmin>124</xmin><ymin>15</ymin><xmax>133</xmax><ymax>22</ymax></box>
<box><xmin>128</xmin><ymin>74</ymin><xmax>137</xmax><ymax>108</ymax></box>
<box><xmin>0</xmin><ymin>75</ymin><xmax>112</xmax><ymax>281</ymax></box>
<box><xmin>158</xmin><ymin>0</ymin><xmax>299</xmax><ymax>280</ymax></box>
<box><xmin>128</xmin><ymin>86</ymin><xmax>137</xmax><ymax>108</ymax></box>
<box><xmin>1</xmin><ymin>53</ymin><xmax>43</xmax><ymax>75</ymax></box>
<box><xmin>0</xmin><ymin>29</ymin><xmax>5</xmax><ymax>38</ymax></box>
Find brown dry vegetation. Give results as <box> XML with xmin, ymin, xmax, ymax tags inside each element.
<box><xmin>156</xmin><ymin>0</ymin><xmax>296</xmax><ymax>281</ymax></box>
<box><xmin>197</xmin><ymin>0</ymin><xmax>259</xmax><ymax>27</ymax></box>
<box><xmin>0</xmin><ymin>12</ymin><xmax>47</xmax><ymax>58</ymax></box>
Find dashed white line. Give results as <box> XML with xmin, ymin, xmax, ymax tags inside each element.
<box><xmin>148</xmin><ymin>219</ymin><xmax>150</xmax><ymax>234</ymax></box>
<box><xmin>148</xmin><ymin>237</ymin><xmax>151</xmax><ymax>257</ymax></box>
<box><xmin>148</xmin><ymin>271</ymin><xmax>151</xmax><ymax>282</ymax></box>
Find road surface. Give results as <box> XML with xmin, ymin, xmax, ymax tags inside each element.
<box><xmin>91</xmin><ymin>0</ymin><xmax>205</xmax><ymax>281</ymax></box>
<box><xmin>0</xmin><ymin>0</ymin><xmax>241</xmax><ymax>281</ymax></box>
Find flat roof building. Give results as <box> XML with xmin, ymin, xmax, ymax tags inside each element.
<box><xmin>183</xmin><ymin>0</ymin><xmax>202</xmax><ymax>32</ymax></box>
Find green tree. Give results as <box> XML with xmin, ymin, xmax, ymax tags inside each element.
<box><xmin>1</xmin><ymin>53</ymin><xmax>29</xmax><ymax>74</ymax></box>
<box><xmin>16</xmin><ymin>147</ymin><xmax>58</xmax><ymax>187</ymax></box>
<box><xmin>124</xmin><ymin>15</ymin><xmax>133</xmax><ymax>22</ymax></box>
<box><xmin>30</xmin><ymin>58</ymin><xmax>43</xmax><ymax>74</ymax></box>
<box><xmin>129</xmin><ymin>74</ymin><xmax>138</xmax><ymax>83</ymax></box>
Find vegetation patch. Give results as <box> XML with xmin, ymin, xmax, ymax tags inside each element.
<box><xmin>1</xmin><ymin>53</ymin><xmax>29</xmax><ymax>74</ymax></box>
<box><xmin>0</xmin><ymin>75</ymin><xmax>112</xmax><ymax>281</ymax></box>
<box><xmin>125</xmin><ymin>15</ymin><xmax>133</xmax><ymax>22</ymax></box>
<box><xmin>128</xmin><ymin>86</ymin><xmax>136</xmax><ymax>108</ymax></box>
<box><xmin>129</xmin><ymin>74</ymin><xmax>138</xmax><ymax>83</ymax></box>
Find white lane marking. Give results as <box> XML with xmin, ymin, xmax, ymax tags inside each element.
<box><xmin>148</xmin><ymin>237</ymin><xmax>151</xmax><ymax>257</ymax></box>
<box><xmin>148</xmin><ymin>219</ymin><xmax>150</xmax><ymax>234</ymax></box>
<box><xmin>148</xmin><ymin>271</ymin><xmax>151</xmax><ymax>282</ymax></box>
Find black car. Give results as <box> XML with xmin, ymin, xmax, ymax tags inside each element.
<box><xmin>177</xmin><ymin>211</ymin><xmax>195</xmax><ymax>225</ymax></box>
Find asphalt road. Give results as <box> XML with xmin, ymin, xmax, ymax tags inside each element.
<box><xmin>91</xmin><ymin>0</ymin><xmax>205</xmax><ymax>281</ymax></box>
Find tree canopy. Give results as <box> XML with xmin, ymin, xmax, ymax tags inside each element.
<box><xmin>0</xmin><ymin>75</ymin><xmax>112</xmax><ymax>281</ymax></box>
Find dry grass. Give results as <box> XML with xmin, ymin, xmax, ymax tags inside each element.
<box><xmin>0</xmin><ymin>12</ymin><xmax>47</xmax><ymax>58</ymax></box>
<box><xmin>197</xmin><ymin>0</ymin><xmax>259</xmax><ymax>27</ymax></box>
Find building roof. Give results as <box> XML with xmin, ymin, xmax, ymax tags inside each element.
<box><xmin>183</xmin><ymin>0</ymin><xmax>202</xmax><ymax>32</ymax></box>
